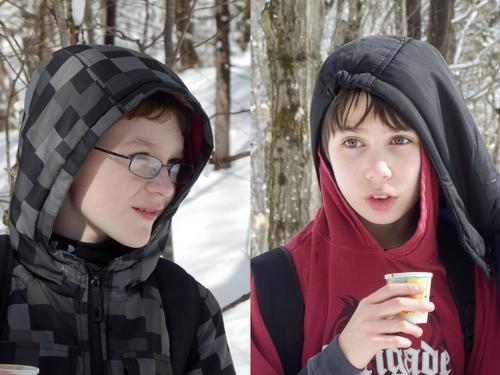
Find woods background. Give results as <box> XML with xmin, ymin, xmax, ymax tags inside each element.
<box><xmin>251</xmin><ymin>0</ymin><xmax>500</xmax><ymax>256</ymax></box>
<box><xmin>1</xmin><ymin>0</ymin><xmax>499</xmax><ymax>259</ymax></box>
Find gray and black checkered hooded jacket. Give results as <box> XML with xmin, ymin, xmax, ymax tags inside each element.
<box><xmin>2</xmin><ymin>45</ymin><xmax>235</xmax><ymax>375</ymax></box>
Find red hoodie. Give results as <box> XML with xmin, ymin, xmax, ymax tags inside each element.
<box><xmin>251</xmin><ymin>148</ymin><xmax>500</xmax><ymax>374</ymax></box>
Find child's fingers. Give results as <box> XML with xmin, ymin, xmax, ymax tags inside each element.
<box><xmin>365</xmin><ymin>282</ymin><xmax>424</xmax><ymax>304</ymax></box>
<box><xmin>376</xmin><ymin>318</ymin><xmax>424</xmax><ymax>338</ymax></box>
<box><xmin>372</xmin><ymin>334</ymin><xmax>413</xmax><ymax>350</ymax></box>
<box><xmin>376</xmin><ymin>296</ymin><xmax>435</xmax><ymax>318</ymax></box>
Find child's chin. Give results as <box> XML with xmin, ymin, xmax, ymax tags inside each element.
<box><xmin>116</xmin><ymin>235</ymin><xmax>150</xmax><ymax>249</ymax></box>
<box><xmin>362</xmin><ymin>213</ymin><xmax>401</xmax><ymax>226</ymax></box>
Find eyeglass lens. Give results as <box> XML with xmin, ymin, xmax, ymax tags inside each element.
<box><xmin>130</xmin><ymin>154</ymin><xmax>193</xmax><ymax>184</ymax></box>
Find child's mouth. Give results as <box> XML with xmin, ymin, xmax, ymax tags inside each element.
<box><xmin>365</xmin><ymin>196</ymin><xmax>397</xmax><ymax>211</ymax></box>
<box><xmin>132</xmin><ymin>207</ymin><xmax>160</xmax><ymax>220</ymax></box>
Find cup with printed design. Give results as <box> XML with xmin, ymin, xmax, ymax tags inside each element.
<box><xmin>384</xmin><ymin>272</ymin><xmax>433</xmax><ymax>324</ymax></box>
<box><xmin>0</xmin><ymin>364</ymin><xmax>39</xmax><ymax>375</ymax></box>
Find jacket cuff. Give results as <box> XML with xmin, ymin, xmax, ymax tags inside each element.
<box><xmin>306</xmin><ymin>336</ymin><xmax>364</xmax><ymax>375</ymax></box>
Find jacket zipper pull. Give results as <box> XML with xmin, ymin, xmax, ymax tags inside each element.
<box><xmin>90</xmin><ymin>273</ymin><xmax>103</xmax><ymax>322</ymax></box>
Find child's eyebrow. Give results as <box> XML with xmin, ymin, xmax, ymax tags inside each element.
<box><xmin>123</xmin><ymin>138</ymin><xmax>156</xmax><ymax>148</ymax></box>
<box><xmin>123</xmin><ymin>138</ymin><xmax>184</xmax><ymax>159</ymax></box>
<box><xmin>341</xmin><ymin>126</ymin><xmax>363</xmax><ymax>133</ymax></box>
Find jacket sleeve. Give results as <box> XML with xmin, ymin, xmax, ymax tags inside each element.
<box><xmin>185</xmin><ymin>284</ymin><xmax>236</xmax><ymax>375</ymax></box>
<box><xmin>304</xmin><ymin>337</ymin><xmax>364</xmax><ymax>375</ymax></box>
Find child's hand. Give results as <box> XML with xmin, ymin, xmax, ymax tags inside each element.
<box><xmin>338</xmin><ymin>283</ymin><xmax>435</xmax><ymax>369</ymax></box>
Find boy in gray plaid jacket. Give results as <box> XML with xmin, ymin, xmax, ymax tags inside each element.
<box><xmin>0</xmin><ymin>44</ymin><xmax>235</xmax><ymax>375</ymax></box>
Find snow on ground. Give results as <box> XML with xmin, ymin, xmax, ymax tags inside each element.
<box><xmin>174</xmin><ymin>49</ymin><xmax>250</xmax><ymax>374</ymax></box>
<box><xmin>223</xmin><ymin>299</ymin><xmax>250</xmax><ymax>375</ymax></box>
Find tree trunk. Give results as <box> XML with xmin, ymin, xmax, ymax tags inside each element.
<box><xmin>175</xmin><ymin>0</ymin><xmax>200</xmax><ymax>69</ymax></box>
<box><xmin>213</xmin><ymin>0</ymin><xmax>231</xmax><ymax>169</ymax></box>
<box><xmin>394</xmin><ymin>0</ymin><xmax>407</xmax><ymax>36</ymax></box>
<box><xmin>104</xmin><ymin>0</ymin><xmax>116</xmax><ymax>45</ymax></box>
<box><xmin>446</xmin><ymin>1</ymin><xmax>456</xmax><ymax>63</ymax></box>
<box><xmin>406</xmin><ymin>0</ymin><xmax>421</xmax><ymax>39</ymax></box>
<box><xmin>345</xmin><ymin>0</ymin><xmax>362</xmax><ymax>44</ymax></box>
<box><xmin>260</xmin><ymin>0</ymin><xmax>325</xmax><ymax>250</ymax></box>
<box><xmin>48</xmin><ymin>0</ymin><xmax>79</xmax><ymax>46</ymax></box>
<box><xmin>427</xmin><ymin>0</ymin><xmax>453</xmax><ymax>60</ymax></box>
<box><xmin>331</xmin><ymin>0</ymin><xmax>362</xmax><ymax>51</ymax></box>
<box><xmin>84</xmin><ymin>0</ymin><xmax>95</xmax><ymax>44</ymax></box>
<box><xmin>236</xmin><ymin>0</ymin><xmax>250</xmax><ymax>51</ymax></box>
<box><xmin>250</xmin><ymin>0</ymin><xmax>269</xmax><ymax>257</ymax></box>
<box><xmin>36</xmin><ymin>1</ymin><xmax>53</xmax><ymax>65</ymax></box>
<box><xmin>165</xmin><ymin>0</ymin><xmax>176</xmax><ymax>68</ymax></box>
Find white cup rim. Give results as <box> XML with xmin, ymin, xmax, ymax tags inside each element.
<box><xmin>384</xmin><ymin>272</ymin><xmax>433</xmax><ymax>280</ymax></box>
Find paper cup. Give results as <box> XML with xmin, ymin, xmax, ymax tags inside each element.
<box><xmin>384</xmin><ymin>272</ymin><xmax>433</xmax><ymax>324</ymax></box>
<box><xmin>0</xmin><ymin>365</ymin><xmax>39</xmax><ymax>374</ymax></box>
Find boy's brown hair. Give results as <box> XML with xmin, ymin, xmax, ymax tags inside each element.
<box><xmin>321</xmin><ymin>88</ymin><xmax>411</xmax><ymax>156</ymax></box>
<box><xmin>125</xmin><ymin>91</ymin><xmax>192</xmax><ymax>136</ymax></box>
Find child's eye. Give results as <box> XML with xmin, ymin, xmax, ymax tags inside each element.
<box><xmin>392</xmin><ymin>136</ymin><xmax>411</xmax><ymax>145</ymax></box>
<box><xmin>342</xmin><ymin>138</ymin><xmax>363</xmax><ymax>148</ymax></box>
<box><xmin>129</xmin><ymin>152</ymin><xmax>150</xmax><ymax>157</ymax></box>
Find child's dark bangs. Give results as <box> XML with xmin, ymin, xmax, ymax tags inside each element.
<box><xmin>125</xmin><ymin>92</ymin><xmax>192</xmax><ymax>136</ymax></box>
<box><xmin>325</xmin><ymin>88</ymin><xmax>410</xmax><ymax>133</ymax></box>
<box><xmin>371</xmin><ymin>95</ymin><xmax>411</xmax><ymax>131</ymax></box>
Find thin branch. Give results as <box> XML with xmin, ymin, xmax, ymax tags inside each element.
<box><xmin>451</xmin><ymin>4</ymin><xmax>472</xmax><ymax>24</ymax></box>
<box><xmin>209</xmin><ymin>151</ymin><xmax>250</xmax><ymax>165</ymax></box>
<box><xmin>4</xmin><ymin>60</ymin><xmax>24</xmax><ymax>197</ymax></box>
<box><xmin>0</xmin><ymin>21</ymin><xmax>30</xmax><ymax>84</ymax></box>
<box><xmin>209</xmin><ymin>108</ymin><xmax>250</xmax><ymax>119</ymax></box>
<box><xmin>450</xmin><ymin>40</ymin><xmax>499</xmax><ymax>70</ymax></box>
<box><xmin>167</xmin><ymin>8</ymin><xmax>242</xmax><ymax>65</ymax></box>
<box><xmin>3</xmin><ymin>0</ymin><xmax>37</xmax><ymax>19</ymax></box>
<box><xmin>453</xmin><ymin>10</ymin><xmax>477</xmax><ymax>64</ymax></box>
<box><xmin>466</xmin><ymin>78</ymin><xmax>500</xmax><ymax>102</ymax></box>
<box><xmin>221</xmin><ymin>292</ymin><xmax>249</xmax><ymax>312</ymax></box>
<box><xmin>142</xmin><ymin>30</ymin><xmax>165</xmax><ymax>51</ymax></box>
<box><xmin>0</xmin><ymin>49</ymin><xmax>29</xmax><ymax>87</ymax></box>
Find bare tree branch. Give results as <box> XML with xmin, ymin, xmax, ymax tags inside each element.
<box><xmin>173</xmin><ymin>0</ymin><xmax>198</xmax><ymax>60</ymax></box>
<box><xmin>167</xmin><ymin>5</ymin><xmax>243</xmax><ymax>66</ymax></box>
<box><xmin>450</xmin><ymin>39</ymin><xmax>499</xmax><ymax>70</ymax></box>
<box><xmin>3</xmin><ymin>0</ymin><xmax>37</xmax><ymax>19</ymax></box>
<box><xmin>0</xmin><ymin>25</ymin><xmax>29</xmax><ymax>85</ymax></box>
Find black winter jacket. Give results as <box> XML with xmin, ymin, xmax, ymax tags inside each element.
<box><xmin>1</xmin><ymin>45</ymin><xmax>235</xmax><ymax>375</ymax></box>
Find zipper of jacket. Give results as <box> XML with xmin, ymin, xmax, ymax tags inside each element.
<box><xmin>88</xmin><ymin>269</ymin><xmax>106</xmax><ymax>375</ymax></box>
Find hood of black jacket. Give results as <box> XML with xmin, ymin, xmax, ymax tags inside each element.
<box><xmin>310</xmin><ymin>35</ymin><xmax>499</xmax><ymax>280</ymax></box>
<box><xmin>8</xmin><ymin>44</ymin><xmax>213</xmax><ymax>292</ymax></box>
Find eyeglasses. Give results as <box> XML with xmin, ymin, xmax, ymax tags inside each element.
<box><xmin>94</xmin><ymin>147</ymin><xmax>194</xmax><ymax>184</ymax></box>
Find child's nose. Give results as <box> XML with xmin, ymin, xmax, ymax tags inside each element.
<box><xmin>146</xmin><ymin>168</ymin><xmax>176</xmax><ymax>197</ymax></box>
<box><xmin>365</xmin><ymin>160</ymin><xmax>392</xmax><ymax>181</ymax></box>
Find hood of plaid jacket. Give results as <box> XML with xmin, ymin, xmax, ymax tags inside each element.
<box><xmin>8</xmin><ymin>44</ymin><xmax>212</xmax><ymax>294</ymax></box>
<box><xmin>309</xmin><ymin>35</ymin><xmax>499</xmax><ymax>283</ymax></box>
